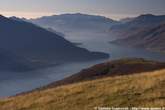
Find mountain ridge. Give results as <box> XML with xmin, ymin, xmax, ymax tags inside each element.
<box><xmin>111</xmin><ymin>23</ymin><xmax>165</xmax><ymax>52</ymax></box>
<box><xmin>110</xmin><ymin>14</ymin><xmax>165</xmax><ymax>39</ymax></box>
<box><xmin>30</xmin><ymin>13</ymin><xmax>119</xmax><ymax>33</ymax></box>
<box><xmin>0</xmin><ymin>14</ymin><xmax>109</xmax><ymax>71</ymax></box>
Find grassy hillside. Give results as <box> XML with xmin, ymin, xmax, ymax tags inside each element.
<box><xmin>0</xmin><ymin>69</ymin><xmax>165</xmax><ymax>110</ymax></box>
<box><xmin>44</xmin><ymin>58</ymin><xmax>165</xmax><ymax>89</ymax></box>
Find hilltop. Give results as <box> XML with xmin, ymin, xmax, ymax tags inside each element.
<box><xmin>0</xmin><ymin>58</ymin><xmax>165</xmax><ymax>109</ymax></box>
<box><xmin>0</xmin><ymin>68</ymin><xmax>165</xmax><ymax>109</ymax></box>
<box><xmin>45</xmin><ymin>58</ymin><xmax>165</xmax><ymax>89</ymax></box>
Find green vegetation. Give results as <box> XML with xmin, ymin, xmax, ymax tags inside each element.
<box><xmin>0</xmin><ymin>69</ymin><xmax>165</xmax><ymax>110</ymax></box>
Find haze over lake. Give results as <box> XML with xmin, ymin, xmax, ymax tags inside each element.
<box><xmin>0</xmin><ymin>31</ymin><xmax>165</xmax><ymax>97</ymax></box>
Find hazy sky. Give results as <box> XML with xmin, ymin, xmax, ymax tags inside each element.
<box><xmin>0</xmin><ymin>0</ymin><xmax>165</xmax><ymax>20</ymax></box>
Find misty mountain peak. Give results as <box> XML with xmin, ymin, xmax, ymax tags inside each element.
<box><xmin>9</xmin><ymin>16</ymin><xmax>28</xmax><ymax>22</ymax></box>
<box><xmin>0</xmin><ymin>14</ymin><xmax>8</xmax><ymax>20</ymax></box>
<box><xmin>30</xmin><ymin>13</ymin><xmax>119</xmax><ymax>33</ymax></box>
<box><xmin>0</xmin><ymin>15</ymin><xmax>109</xmax><ymax>70</ymax></box>
<box><xmin>134</xmin><ymin>14</ymin><xmax>165</xmax><ymax>22</ymax></box>
<box><xmin>139</xmin><ymin>14</ymin><xmax>155</xmax><ymax>17</ymax></box>
<box><xmin>0</xmin><ymin>14</ymin><xmax>4</xmax><ymax>17</ymax></box>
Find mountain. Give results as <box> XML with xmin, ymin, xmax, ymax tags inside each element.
<box><xmin>111</xmin><ymin>24</ymin><xmax>165</xmax><ymax>52</ymax></box>
<box><xmin>30</xmin><ymin>13</ymin><xmax>119</xmax><ymax>33</ymax></box>
<box><xmin>110</xmin><ymin>14</ymin><xmax>165</xmax><ymax>39</ymax></box>
<box><xmin>0</xmin><ymin>48</ymin><xmax>33</xmax><ymax>72</ymax></box>
<box><xmin>1</xmin><ymin>58</ymin><xmax>165</xmax><ymax>109</ymax></box>
<box><xmin>9</xmin><ymin>16</ymin><xmax>28</xmax><ymax>22</ymax></box>
<box><xmin>0</xmin><ymin>48</ymin><xmax>36</xmax><ymax>80</ymax></box>
<box><xmin>41</xmin><ymin>58</ymin><xmax>165</xmax><ymax>89</ymax></box>
<box><xmin>0</xmin><ymin>15</ymin><xmax>109</xmax><ymax>70</ymax></box>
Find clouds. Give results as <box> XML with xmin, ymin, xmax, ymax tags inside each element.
<box><xmin>0</xmin><ymin>0</ymin><xmax>165</xmax><ymax>19</ymax></box>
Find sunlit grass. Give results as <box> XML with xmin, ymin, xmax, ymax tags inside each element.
<box><xmin>0</xmin><ymin>69</ymin><xmax>165</xmax><ymax>110</ymax></box>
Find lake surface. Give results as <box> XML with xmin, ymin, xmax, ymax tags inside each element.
<box><xmin>0</xmin><ymin>32</ymin><xmax>165</xmax><ymax>97</ymax></box>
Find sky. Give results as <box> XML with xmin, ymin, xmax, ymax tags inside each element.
<box><xmin>0</xmin><ymin>0</ymin><xmax>165</xmax><ymax>20</ymax></box>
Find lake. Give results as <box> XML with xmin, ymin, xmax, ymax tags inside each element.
<box><xmin>0</xmin><ymin>32</ymin><xmax>165</xmax><ymax>97</ymax></box>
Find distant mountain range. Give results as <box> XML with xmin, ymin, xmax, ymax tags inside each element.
<box><xmin>110</xmin><ymin>14</ymin><xmax>165</xmax><ymax>39</ymax></box>
<box><xmin>1</xmin><ymin>13</ymin><xmax>165</xmax><ymax>73</ymax></box>
<box><xmin>110</xmin><ymin>14</ymin><xmax>165</xmax><ymax>52</ymax></box>
<box><xmin>112</xmin><ymin>23</ymin><xmax>165</xmax><ymax>52</ymax></box>
<box><xmin>31</xmin><ymin>13</ymin><xmax>165</xmax><ymax>53</ymax></box>
<box><xmin>0</xmin><ymin>15</ymin><xmax>109</xmax><ymax>72</ymax></box>
<box><xmin>12</xmin><ymin>13</ymin><xmax>165</xmax><ymax>53</ymax></box>
<box><xmin>30</xmin><ymin>13</ymin><xmax>119</xmax><ymax>33</ymax></box>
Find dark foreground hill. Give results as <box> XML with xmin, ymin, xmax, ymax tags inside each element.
<box><xmin>0</xmin><ymin>58</ymin><xmax>165</xmax><ymax>109</ymax></box>
<box><xmin>44</xmin><ymin>58</ymin><xmax>165</xmax><ymax>89</ymax></box>
<box><xmin>0</xmin><ymin>15</ymin><xmax>109</xmax><ymax>71</ymax></box>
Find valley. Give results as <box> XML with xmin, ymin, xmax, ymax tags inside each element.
<box><xmin>0</xmin><ymin>0</ymin><xmax>165</xmax><ymax>109</ymax></box>
<box><xmin>1</xmin><ymin>34</ymin><xmax>165</xmax><ymax>97</ymax></box>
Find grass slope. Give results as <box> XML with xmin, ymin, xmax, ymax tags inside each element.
<box><xmin>44</xmin><ymin>58</ymin><xmax>165</xmax><ymax>89</ymax></box>
<box><xmin>0</xmin><ymin>69</ymin><xmax>165</xmax><ymax>110</ymax></box>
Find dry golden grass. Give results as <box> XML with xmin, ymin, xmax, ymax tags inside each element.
<box><xmin>0</xmin><ymin>69</ymin><xmax>165</xmax><ymax>110</ymax></box>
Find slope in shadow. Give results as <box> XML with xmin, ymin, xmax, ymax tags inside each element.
<box><xmin>42</xmin><ymin>58</ymin><xmax>165</xmax><ymax>89</ymax></box>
